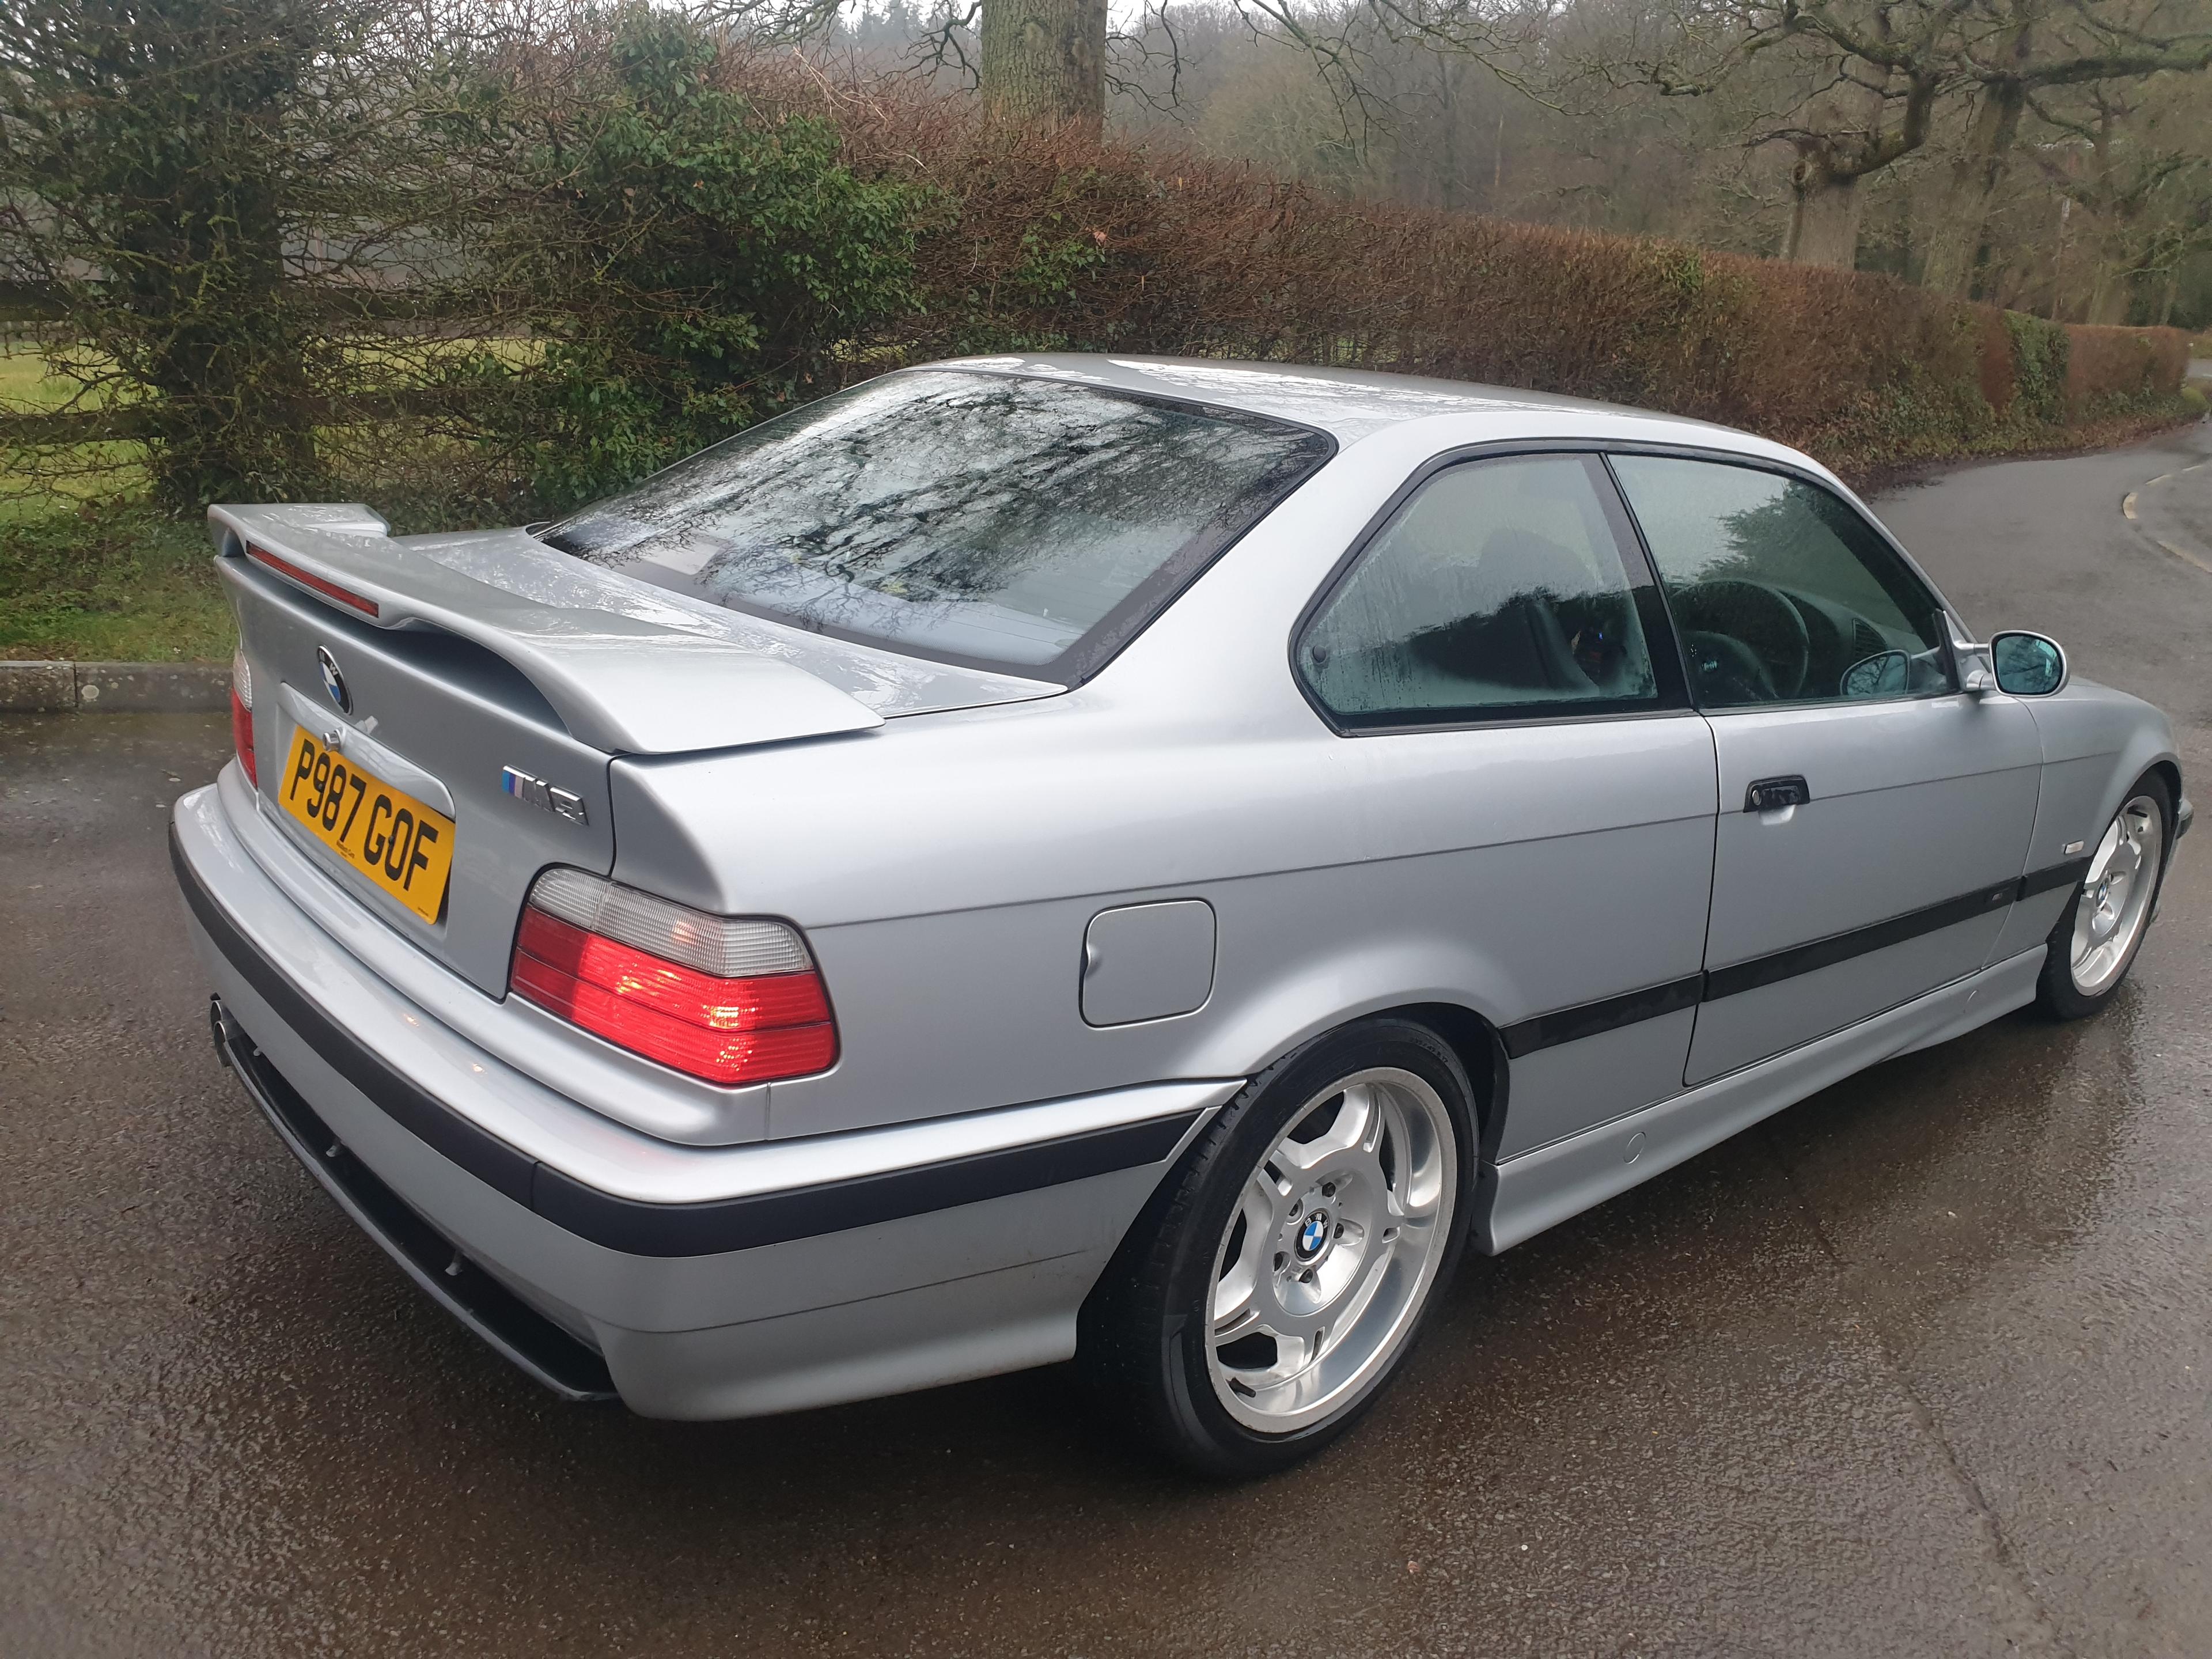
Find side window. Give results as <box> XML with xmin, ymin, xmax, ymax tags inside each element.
<box><xmin>1297</xmin><ymin>455</ymin><xmax>1671</xmax><ymax>728</ymax></box>
<box><xmin>1609</xmin><ymin>455</ymin><xmax>1953</xmax><ymax>710</ymax></box>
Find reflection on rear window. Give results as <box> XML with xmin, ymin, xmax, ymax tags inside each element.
<box><xmin>540</xmin><ymin>370</ymin><xmax>1333</xmax><ymax>674</ymax></box>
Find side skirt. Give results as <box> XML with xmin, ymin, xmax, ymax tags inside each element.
<box><xmin>1474</xmin><ymin>945</ymin><xmax>2047</xmax><ymax>1254</ymax></box>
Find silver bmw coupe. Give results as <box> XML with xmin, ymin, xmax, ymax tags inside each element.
<box><xmin>174</xmin><ymin>356</ymin><xmax>2190</xmax><ymax>1475</ymax></box>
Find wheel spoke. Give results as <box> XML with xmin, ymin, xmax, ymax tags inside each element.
<box><xmin>1211</xmin><ymin>1276</ymin><xmax>1266</xmax><ymax>1340</ymax></box>
<box><xmin>1246</xmin><ymin>1161</ymin><xmax>1289</xmax><ymax>1215</ymax></box>
<box><xmin>1322</xmin><ymin>1237</ymin><xmax>1398</xmax><ymax>1343</ymax></box>
<box><xmin>1387</xmin><ymin>1176</ymin><xmax>1442</xmax><ymax>1223</ymax></box>
<box><xmin>2084</xmin><ymin>819</ymin><xmax>2123</xmax><ymax>887</ymax></box>
<box><xmin>1213</xmin><ymin>1176</ymin><xmax>1282</xmax><ymax>1335</ymax></box>
<box><xmin>1230</xmin><ymin>1329</ymin><xmax>1315</xmax><ymax>1403</ymax></box>
<box><xmin>1278</xmin><ymin>1083</ymin><xmax>1374</xmax><ymax>1175</ymax></box>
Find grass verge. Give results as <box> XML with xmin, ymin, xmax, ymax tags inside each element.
<box><xmin>0</xmin><ymin>502</ymin><xmax>231</xmax><ymax>661</ymax></box>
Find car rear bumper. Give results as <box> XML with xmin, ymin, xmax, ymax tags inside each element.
<box><xmin>173</xmin><ymin>774</ymin><xmax>1232</xmax><ymax>1418</ymax></box>
<box><xmin>209</xmin><ymin>998</ymin><xmax>620</xmax><ymax>1400</ymax></box>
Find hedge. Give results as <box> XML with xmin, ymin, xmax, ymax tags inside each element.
<box><xmin>3</xmin><ymin>42</ymin><xmax>2195</xmax><ymax>521</ymax></box>
<box><xmin>779</xmin><ymin>73</ymin><xmax>2194</xmax><ymax>482</ymax></box>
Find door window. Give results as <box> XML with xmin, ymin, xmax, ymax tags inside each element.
<box><xmin>1297</xmin><ymin>455</ymin><xmax>1672</xmax><ymax>728</ymax></box>
<box><xmin>1609</xmin><ymin>455</ymin><xmax>1952</xmax><ymax>709</ymax></box>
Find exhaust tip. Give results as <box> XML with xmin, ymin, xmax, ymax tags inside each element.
<box><xmin>207</xmin><ymin>997</ymin><xmax>244</xmax><ymax>1069</ymax></box>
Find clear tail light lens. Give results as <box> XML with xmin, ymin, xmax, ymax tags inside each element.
<box><xmin>509</xmin><ymin>868</ymin><xmax>837</xmax><ymax>1086</ymax></box>
<box><xmin>230</xmin><ymin>647</ymin><xmax>257</xmax><ymax>786</ymax></box>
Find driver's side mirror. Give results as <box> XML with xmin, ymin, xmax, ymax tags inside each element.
<box><xmin>1988</xmin><ymin>631</ymin><xmax>2067</xmax><ymax>696</ymax></box>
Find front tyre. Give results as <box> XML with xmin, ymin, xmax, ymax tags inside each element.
<box><xmin>2035</xmin><ymin>772</ymin><xmax>2172</xmax><ymax>1021</ymax></box>
<box><xmin>1079</xmin><ymin>1019</ymin><xmax>1474</xmax><ymax>1479</ymax></box>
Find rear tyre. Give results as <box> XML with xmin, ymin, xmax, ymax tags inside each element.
<box><xmin>2034</xmin><ymin>772</ymin><xmax>2172</xmax><ymax>1021</ymax></box>
<box><xmin>1078</xmin><ymin>1018</ymin><xmax>1474</xmax><ymax>1479</ymax></box>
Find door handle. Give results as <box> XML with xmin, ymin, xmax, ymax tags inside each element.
<box><xmin>1744</xmin><ymin>775</ymin><xmax>1811</xmax><ymax>813</ymax></box>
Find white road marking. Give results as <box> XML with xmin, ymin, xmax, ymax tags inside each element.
<box><xmin>2154</xmin><ymin>537</ymin><xmax>2212</xmax><ymax>576</ymax></box>
<box><xmin>2118</xmin><ymin>456</ymin><xmax>2212</xmax><ymax>573</ymax></box>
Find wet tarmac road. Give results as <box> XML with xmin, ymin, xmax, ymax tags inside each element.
<box><xmin>6</xmin><ymin>421</ymin><xmax>2211</xmax><ymax>1657</ymax></box>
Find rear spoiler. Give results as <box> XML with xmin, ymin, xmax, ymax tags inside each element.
<box><xmin>211</xmin><ymin>503</ymin><xmax>884</xmax><ymax>756</ymax></box>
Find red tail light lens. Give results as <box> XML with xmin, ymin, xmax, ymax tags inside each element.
<box><xmin>509</xmin><ymin>869</ymin><xmax>837</xmax><ymax>1086</ymax></box>
<box><xmin>247</xmin><ymin>543</ymin><xmax>381</xmax><ymax>618</ymax></box>
<box><xmin>230</xmin><ymin>648</ymin><xmax>257</xmax><ymax>786</ymax></box>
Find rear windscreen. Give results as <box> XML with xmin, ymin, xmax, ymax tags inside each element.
<box><xmin>539</xmin><ymin>370</ymin><xmax>1334</xmax><ymax>679</ymax></box>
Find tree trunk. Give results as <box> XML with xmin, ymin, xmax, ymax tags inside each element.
<box><xmin>136</xmin><ymin>165</ymin><xmax>318</xmax><ymax>508</ymax></box>
<box><xmin>1921</xmin><ymin>81</ymin><xmax>2028</xmax><ymax>298</ymax></box>
<box><xmin>1783</xmin><ymin>165</ymin><xmax>1863</xmax><ymax>267</ymax></box>
<box><xmin>2085</xmin><ymin>262</ymin><xmax>2131</xmax><ymax>324</ymax></box>
<box><xmin>979</xmin><ymin>0</ymin><xmax>1107</xmax><ymax>132</ymax></box>
<box><xmin>1435</xmin><ymin>54</ymin><xmax>1460</xmax><ymax>212</ymax></box>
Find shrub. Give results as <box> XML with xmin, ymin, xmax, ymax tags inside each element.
<box><xmin>433</xmin><ymin>11</ymin><xmax>926</xmax><ymax>510</ymax></box>
<box><xmin>2063</xmin><ymin>325</ymin><xmax>2192</xmax><ymax>415</ymax></box>
<box><xmin>2003</xmin><ymin>313</ymin><xmax>2070</xmax><ymax>425</ymax></box>
<box><xmin>0</xmin><ymin>0</ymin><xmax>388</xmax><ymax>508</ymax></box>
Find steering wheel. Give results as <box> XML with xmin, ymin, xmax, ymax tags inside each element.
<box><xmin>1671</xmin><ymin>579</ymin><xmax>1810</xmax><ymax>702</ymax></box>
<box><xmin>1681</xmin><ymin>630</ymin><xmax>1775</xmax><ymax>703</ymax></box>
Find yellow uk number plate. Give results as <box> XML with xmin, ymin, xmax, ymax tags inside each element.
<box><xmin>279</xmin><ymin>726</ymin><xmax>456</xmax><ymax>924</ymax></box>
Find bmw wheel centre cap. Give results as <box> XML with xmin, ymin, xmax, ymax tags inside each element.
<box><xmin>317</xmin><ymin>645</ymin><xmax>351</xmax><ymax>714</ymax></box>
<box><xmin>1297</xmin><ymin>1212</ymin><xmax>1329</xmax><ymax>1259</ymax></box>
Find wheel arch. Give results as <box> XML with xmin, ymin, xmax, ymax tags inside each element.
<box><xmin>1369</xmin><ymin>999</ymin><xmax>1512</xmax><ymax>1167</ymax></box>
<box><xmin>1158</xmin><ymin>998</ymin><xmax>1512</xmax><ymax>1247</ymax></box>
<box><xmin>2146</xmin><ymin>757</ymin><xmax>2183</xmax><ymax>835</ymax></box>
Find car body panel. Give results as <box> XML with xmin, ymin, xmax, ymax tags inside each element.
<box><xmin>198</xmin><ymin>925</ymin><xmax>1173</xmax><ymax>1412</ymax></box>
<box><xmin>176</xmin><ymin>354</ymin><xmax>2186</xmax><ymax>1422</ymax></box>
<box><xmin>620</xmin><ymin>712</ymin><xmax>1721</xmax><ymax>1142</ymax></box>
<box><xmin>1484</xmin><ymin>945</ymin><xmax>2049</xmax><ymax>1252</ymax></box>
<box><xmin>1081</xmin><ymin>900</ymin><xmax>1218</xmax><ymax>1027</ymax></box>
<box><xmin>1492</xmin><ymin>1007</ymin><xmax>1703</xmax><ymax>1160</ymax></box>
<box><xmin>1987</xmin><ymin>678</ymin><xmax>2183</xmax><ymax>960</ymax></box>
<box><xmin>226</xmin><ymin>559</ymin><xmax>620</xmax><ymax>995</ymax></box>
<box><xmin>1685</xmin><ymin>922</ymin><xmax>2015</xmax><ymax>1085</ymax></box>
<box><xmin>1688</xmin><ymin>695</ymin><xmax>2043</xmax><ymax>1081</ymax></box>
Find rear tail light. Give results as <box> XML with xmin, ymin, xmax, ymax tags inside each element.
<box><xmin>230</xmin><ymin>647</ymin><xmax>257</xmax><ymax>786</ymax></box>
<box><xmin>509</xmin><ymin>868</ymin><xmax>837</xmax><ymax>1086</ymax></box>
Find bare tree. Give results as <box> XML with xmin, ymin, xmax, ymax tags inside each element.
<box><xmin>1763</xmin><ymin>65</ymin><xmax>1942</xmax><ymax>263</ymax></box>
<box><xmin>2021</xmin><ymin>78</ymin><xmax>2212</xmax><ymax>319</ymax></box>
<box><xmin>1916</xmin><ymin>0</ymin><xmax>2211</xmax><ymax>297</ymax></box>
<box><xmin>1622</xmin><ymin>0</ymin><xmax>1981</xmax><ymax>268</ymax></box>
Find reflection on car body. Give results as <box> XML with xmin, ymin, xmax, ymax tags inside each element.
<box><xmin>173</xmin><ymin>354</ymin><xmax>2191</xmax><ymax>1476</ymax></box>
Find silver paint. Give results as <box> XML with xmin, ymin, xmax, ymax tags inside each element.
<box><xmin>1081</xmin><ymin>900</ymin><xmax>1217</xmax><ymax>1027</ymax></box>
<box><xmin>181</xmin><ymin>356</ymin><xmax>2185</xmax><ymax>1421</ymax></box>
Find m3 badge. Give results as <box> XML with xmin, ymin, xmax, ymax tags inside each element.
<box><xmin>502</xmin><ymin>766</ymin><xmax>588</xmax><ymax>825</ymax></box>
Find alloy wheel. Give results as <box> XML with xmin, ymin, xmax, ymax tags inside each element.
<box><xmin>2070</xmin><ymin>793</ymin><xmax>2162</xmax><ymax>997</ymax></box>
<box><xmin>1205</xmin><ymin>1067</ymin><xmax>1456</xmax><ymax>1434</ymax></box>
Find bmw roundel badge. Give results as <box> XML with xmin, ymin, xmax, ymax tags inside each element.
<box><xmin>316</xmin><ymin>645</ymin><xmax>351</xmax><ymax>714</ymax></box>
<box><xmin>1298</xmin><ymin>1213</ymin><xmax>1328</xmax><ymax>1259</ymax></box>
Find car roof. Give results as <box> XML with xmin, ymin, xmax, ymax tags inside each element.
<box><xmin>926</xmin><ymin>353</ymin><xmax>1810</xmax><ymax>467</ymax></box>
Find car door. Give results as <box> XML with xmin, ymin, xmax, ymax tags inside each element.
<box><xmin>1608</xmin><ymin>453</ymin><xmax>2043</xmax><ymax>1085</ymax></box>
<box><xmin>1293</xmin><ymin>450</ymin><xmax>1718</xmax><ymax>1158</ymax></box>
